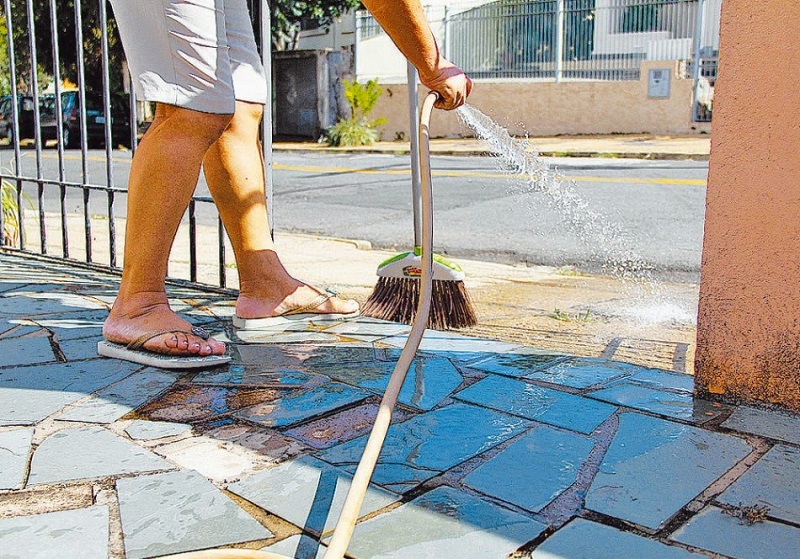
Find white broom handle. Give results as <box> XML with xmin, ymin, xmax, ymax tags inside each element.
<box><xmin>323</xmin><ymin>91</ymin><xmax>438</xmax><ymax>559</ymax></box>
<box><xmin>407</xmin><ymin>61</ymin><xmax>423</xmax><ymax>246</ymax></box>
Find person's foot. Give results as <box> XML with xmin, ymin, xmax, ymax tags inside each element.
<box><xmin>236</xmin><ymin>281</ymin><xmax>359</xmax><ymax>320</ymax></box>
<box><xmin>103</xmin><ymin>291</ymin><xmax>226</xmax><ymax>356</ymax></box>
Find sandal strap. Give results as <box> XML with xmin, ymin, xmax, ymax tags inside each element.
<box><xmin>126</xmin><ymin>326</ymin><xmax>210</xmax><ymax>351</ymax></box>
<box><xmin>282</xmin><ymin>292</ymin><xmax>332</xmax><ymax>316</ymax></box>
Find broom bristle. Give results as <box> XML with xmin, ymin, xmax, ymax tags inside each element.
<box><xmin>362</xmin><ymin>277</ymin><xmax>478</xmax><ymax>329</ymax></box>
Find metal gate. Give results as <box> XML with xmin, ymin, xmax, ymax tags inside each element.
<box><xmin>0</xmin><ymin>0</ymin><xmax>271</xmax><ymax>289</ymax></box>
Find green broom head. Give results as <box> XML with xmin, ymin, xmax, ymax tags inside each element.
<box><xmin>375</xmin><ymin>246</ymin><xmax>466</xmax><ymax>281</ymax></box>
<box><xmin>362</xmin><ymin>247</ymin><xmax>477</xmax><ymax>329</ymax></box>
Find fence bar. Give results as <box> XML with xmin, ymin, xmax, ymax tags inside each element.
<box><xmin>692</xmin><ymin>0</ymin><xmax>708</xmax><ymax>121</ymax></box>
<box><xmin>73</xmin><ymin>0</ymin><xmax>93</xmax><ymax>262</ymax></box>
<box><xmin>189</xmin><ymin>201</ymin><xmax>198</xmax><ymax>282</ymax></box>
<box><xmin>98</xmin><ymin>0</ymin><xmax>117</xmax><ymax>267</ymax></box>
<box><xmin>24</xmin><ymin>0</ymin><xmax>47</xmax><ymax>254</ymax></box>
<box><xmin>218</xmin><ymin>218</ymin><xmax>226</xmax><ymax>288</ymax></box>
<box><xmin>555</xmin><ymin>0</ymin><xmax>565</xmax><ymax>82</ymax></box>
<box><xmin>48</xmin><ymin>0</ymin><xmax>70</xmax><ymax>258</ymax></box>
<box><xmin>2</xmin><ymin>0</ymin><xmax>19</xmax><ymax>247</ymax></box>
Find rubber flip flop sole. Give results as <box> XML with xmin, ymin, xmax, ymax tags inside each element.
<box><xmin>97</xmin><ymin>341</ymin><xmax>231</xmax><ymax>370</ymax></box>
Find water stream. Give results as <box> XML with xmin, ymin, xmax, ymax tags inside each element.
<box><xmin>455</xmin><ymin>104</ymin><xmax>696</xmax><ymax>326</ymax></box>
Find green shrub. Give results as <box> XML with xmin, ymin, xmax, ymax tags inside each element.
<box><xmin>1</xmin><ymin>178</ymin><xmax>20</xmax><ymax>246</ymax></box>
<box><xmin>326</xmin><ymin>78</ymin><xmax>387</xmax><ymax>146</ymax></box>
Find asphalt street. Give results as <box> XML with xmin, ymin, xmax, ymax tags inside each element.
<box><xmin>0</xmin><ymin>148</ymin><xmax>708</xmax><ymax>281</ymax></box>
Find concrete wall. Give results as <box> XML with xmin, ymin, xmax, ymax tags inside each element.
<box><xmin>372</xmin><ymin>61</ymin><xmax>706</xmax><ymax>138</ymax></box>
<box><xmin>694</xmin><ymin>2</ymin><xmax>800</xmax><ymax>411</ymax></box>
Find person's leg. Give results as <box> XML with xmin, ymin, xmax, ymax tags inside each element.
<box><xmin>102</xmin><ymin>103</ymin><xmax>231</xmax><ymax>355</ymax></box>
<box><xmin>202</xmin><ymin>101</ymin><xmax>358</xmax><ymax>319</ymax></box>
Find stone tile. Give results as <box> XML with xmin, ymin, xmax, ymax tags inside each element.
<box><xmin>621</xmin><ymin>367</ymin><xmax>695</xmax><ymax>393</ymax></box>
<box><xmin>380</xmin><ymin>331</ymin><xmax>520</xmax><ymax>354</ymax></box>
<box><xmin>671</xmin><ymin>505</ymin><xmax>800</xmax><ymax>559</ymax></box>
<box><xmin>117</xmin><ymin>469</ymin><xmax>270</xmax><ymax>559</ymax></box>
<box><xmin>262</xmin><ymin>534</ymin><xmax>327</xmax><ymax>559</ymax></box>
<box><xmin>58</xmin><ymin>335</ymin><xmax>108</xmax><ymax>361</ymax></box>
<box><xmin>464</xmin><ymin>425</ymin><xmax>594</xmax><ymax>512</ymax></box>
<box><xmin>319</xmin><ymin>403</ymin><xmax>530</xmax><ymax>493</ymax></box>
<box><xmin>587</xmin><ymin>382</ymin><xmax>726</xmax><ymax>423</ymax></box>
<box><xmin>136</xmin><ymin>385</ymin><xmax>282</xmax><ymax>423</ymax></box>
<box><xmin>199</xmin><ymin>422</ymin><xmax>307</xmax><ymax>462</ymax></box>
<box><xmin>531</xmin><ymin>518</ymin><xmax>705</xmax><ymax>559</ymax></box>
<box><xmin>524</xmin><ymin>357</ymin><xmax>641</xmax><ymax>388</ymax></box>
<box><xmin>0</xmin><ymin>360</ymin><xmax>140</xmax><ymax>426</ymax></box>
<box><xmin>28</xmin><ymin>425</ymin><xmax>172</xmax><ymax>485</ymax></box>
<box><xmin>0</xmin><ymin>428</ymin><xmax>34</xmax><ymax>490</ymax></box>
<box><xmin>0</xmin><ymin>291</ymin><xmax>107</xmax><ymax>316</ymax></box>
<box><xmin>722</xmin><ymin>405</ymin><xmax>800</xmax><ymax>445</ymax></box>
<box><xmin>312</xmin><ymin>357</ymin><xmax>464</xmax><ymax>411</ymax></box>
<box><xmin>235</xmin><ymin>382</ymin><xmax>373</xmax><ymax>428</ymax></box>
<box><xmin>228</xmin><ymin>455</ymin><xmax>397</xmax><ymax>535</ymax></box>
<box><xmin>193</xmin><ymin>366</ymin><xmax>330</xmax><ymax>389</ymax></box>
<box><xmin>455</xmin><ymin>375</ymin><xmax>616</xmax><ymax>434</ymax></box>
<box><xmin>125</xmin><ymin>420</ymin><xmax>192</xmax><ymax>440</ymax></box>
<box><xmin>0</xmin><ymin>505</ymin><xmax>109</xmax><ymax>559</ymax></box>
<box><xmin>57</xmin><ymin>370</ymin><xmax>178</xmax><ymax>423</ymax></box>
<box><xmin>467</xmin><ymin>350</ymin><xmax>568</xmax><ymax>379</ymax></box>
<box><xmin>153</xmin><ymin>435</ymin><xmax>269</xmax><ymax>484</ymax></box>
<box><xmin>284</xmin><ymin>401</ymin><xmax>414</xmax><ymax>450</ymax></box>
<box><xmin>345</xmin><ymin>486</ymin><xmax>546</xmax><ymax>559</ymax></box>
<box><xmin>325</xmin><ymin>320</ymin><xmax>411</xmax><ymax>341</ymax></box>
<box><xmin>0</xmin><ymin>322</ymin><xmax>42</xmax><ymax>340</ymax></box>
<box><xmin>718</xmin><ymin>444</ymin><xmax>800</xmax><ymax>525</ymax></box>
<box><xmin>35</xmin><ymin>310</ymin><xmax>107</xmax><ymax>341</ymax></box>
<box><xmin>0</xmin><ymin>335</ymin><xmax>56</xmax><ymax>367</ymax></box>
<box><xmin>585</xmin><ymin>412</ymin><xmax>753</xmax><ymax>530</ymax></box>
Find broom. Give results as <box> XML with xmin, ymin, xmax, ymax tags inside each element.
<box><xmin>361</xmin><ymin>62</ymin><xmax>477</xmax><ymax>330</ymax></box>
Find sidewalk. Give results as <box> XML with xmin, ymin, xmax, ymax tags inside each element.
<box><xmin>273</xmin><ymin>133</ymin><xmax>711</xmax><ymax>160</ymax></box>
<box><xmin>1</xmin><ymin>250</ymin><xmax>799</xmax><ymax>559</ymax></box>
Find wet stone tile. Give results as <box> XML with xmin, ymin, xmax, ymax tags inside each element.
<box><xmin>235</xmin><ymin>330</ymin><xmax>342</xmax><ymax>345</ymax></box>
<box><xmin>199</xmin><ymin>422</ymin><xmax>307</xmax><ymax>461</ymax></box>
<box><xmin>312</xmin><ymin>357</ymin><xmax>464</xmax><ymax>411</ymax></box>
<box><xmin>464</xmin><ymin>425</ymin><xmax>594</xmax><ymax>512</ymax></box>
<box><xmin>531</xmin><ymin>518</ymin><xmax>705</xmax><ymax>559</ymax></box>
<box><xmin>36</xmin><ymin>310</ymin><xmax>107</xmax><ymax>341</ymax></box>
<box><xmin>455</xmin><ymin>375</ymin><xmax>616</xmax><ymax>434</ymax></box>
<box><xmin>0</xmin><ymin>427</ymin><xmax>34</xmax><ymax>490</ymax></box>
<box><xmin>125</xmin><ymin>420</ymin><xmax>192</xmax><ymax>441</ymax></box>
<box><xmin>718</xmin><ymin>444</ymin><xmax>800</xmax><ymax>525</ymax></box>
<box><xmin>345</xmin><ymin>486</ymin><xmax>546</xmax><ymax>559</ymax></box>
<box><xmin>234</xmin><ymin>382</ymin><xmax>372</xmax><ymax>428</ymax></box>
<box><xmin>324</xmin><ymin>319</ymin><xmax>411</xmax><ymax>341</ymax></box>
<box><xmin>587</xmin><ymin>382</ymin><xmax>726</xmax><ymax>423</ymax></box>
<box><xmin>671</xmin><ymin>505</ymin><xmax>800</xmax><ymax>559</ymax></box>
<box><xmin>467</xmin><ymin>351</ymin><xmax>568</xmax><ymax>379</ymax></box>
<box><xmin>28</xmin><ymin>425</ymin><xmax>172</xmax><ymax>485</ymax></box>
<box><xmin>524</xmin><ymin>357</ymin><xmax>641</xmax><ymax>389</ymax></box>
<box><xmin>0</xmin><ymin>322</ymin><xmax>42</xmax><ymax>340</ymax></box>
<box><xmin>0</xmin><ymin>335</ymin><xmax>56</xmax><ymax>367</ymax></box>
<box><xmin>0</xmin><ymin>291</ymin><xmax>107</xmax><ymax>316</ymax></box>
<box><xmin>0</xmin><ymin>505</ymin><xmax>109</xmax><ymax>559</ymax></box>
<box><xmin>621</xmin><ymin>367</ymin><xmax>695</xmax><ymax>393</ymax></box>
<box><xmin>380</xmin><ymin>331</ymin><xmax>520</xmax><ymax>355</ymax></box>
<box><xmin>136</xmin><ymin>385</ymin><xmax>282</xmax><ymax>424</ymax></box>
<box><xmin>58</xmin><ymin>370</ymin><xmax>178</xmax><ymax>424</ymax></box>
<box><xmin>0</xmin><ymin>360</ymin><xmax>140</xmax><ymax>426</ymax></box>
<box><xmin>722</xmin><ymin>405</ymin><xmax>800</xmax><ymax>445</ymax></box>
<box><xmin>228</xmin><ymin>455</ymin><xmax>398</xmax><ymax>535</ymax></box>
<box><xmin>585</xmin><ymin>412</ymin><xmax>753</xmax><ymax>531</ymax></box>
<box><xmin>234</xmin><ymin>344</ymin><xmax>327</xmax><ymax>369</ymax></box>
<box><xmin>262</xmin><ymin>534</ymin><xmax>327</xmax><ymax>559</ymax></box>
<box><xmin>284</xmin><ymin>401</ymin><xmax>414</xmax><ymax>450</ymax></box>
<box><xmin>193</xmin><ymin>366</ymin><xmax>330</xmax><ymax>389</ymax></box>
<box><xmin>58</xmin><ymin>336</ymin><xmax>107</xmax><ymax>361</ymax></box>
<box><xmin>319</xmin><ymin>403</ymin><xmax>531</xmax><ymax>493</ymax></box>
<box><xmin>117</xmin><ymin>469</ymin><xmax>271</xmax><ymax>559</ymax></box>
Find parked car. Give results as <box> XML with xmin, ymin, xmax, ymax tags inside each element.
<box><xmin>0</xmin><ymin>95</ymin><xmax>36</xmax><ymax>144</ymax></box>
<box><xmin>39</xmin><ymin>90</ymin><xmax>132</xmax><ymax>149</ymax></box>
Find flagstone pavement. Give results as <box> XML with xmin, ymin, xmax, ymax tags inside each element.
<box><xmin>1</xmin><ymin>251</ymin><xmax>799</xmax><ymax>559</ymax></box>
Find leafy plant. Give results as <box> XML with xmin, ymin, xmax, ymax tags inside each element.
<box><xmin>325</xmin><ymin>78</ymin><xmax>387</xmax><ymax>147</ymax></box>
<box><xmin>1</xmin><ymin>178</ymin><xmax>21</xmax><ymax>246</ymax></box>
<box><xmin>548</xmin><ymin>308</ymin><xmax>593</xmax><ymax>323</ymax></box>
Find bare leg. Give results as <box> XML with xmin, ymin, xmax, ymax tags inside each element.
<box><xmin>102</xmin><ymin>104</ymin><xmax>230</xmax><ymax>356</ymax></box>
<box><xmin>202</xmin><ymin>101</ymin><xmax>358</xmax><ymax>318</ymax></box>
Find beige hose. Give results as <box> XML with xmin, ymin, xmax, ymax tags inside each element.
<box><xmin>158</xmin><ymin>92</ymin><xmax>440</xmax><ymax>559</ymax></box>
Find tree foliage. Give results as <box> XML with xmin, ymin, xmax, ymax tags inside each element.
<box><xmin>269</xmin><ymin>0</ymin><xmax>362</xmax><ymax>50</ymax></box>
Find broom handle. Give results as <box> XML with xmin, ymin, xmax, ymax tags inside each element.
<box><xmin>323</xmin><ymin>91</ymin><xmax>438</xmax><ymax>559</ymax></box>
<box><xmin>407</xmin><ymin>61</ymin><xmax>423</xmax><ymax>246</ymax></box>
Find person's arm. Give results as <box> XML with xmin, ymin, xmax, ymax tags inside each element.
<box><xmin>361</xmin><ymin>0</ymin><xmax>472</xmax><ymax>110</ymax></box>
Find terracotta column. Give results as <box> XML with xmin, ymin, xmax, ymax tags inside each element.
<box><xmin>695</xmin><ymin>1</ymin><xmax>800</xmax><ymax>411</ymax></box>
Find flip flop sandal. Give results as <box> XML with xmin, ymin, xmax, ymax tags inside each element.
<box><xmin>232</xmin><ymin>289</ymin><xmax>360</xmax><ymax>330</ymax></box>
<box><xmin>97</xmin><ymin>326</ymin><xmax>231</xmax><ymax>369</ymax></box>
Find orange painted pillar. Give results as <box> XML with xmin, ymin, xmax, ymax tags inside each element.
<box><xmin>695</xmin><ymin>1</ymin><xmax>800</xmax><ymax>411</ymax></box>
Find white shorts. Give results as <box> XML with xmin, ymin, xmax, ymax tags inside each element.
<box><xmin>110</xmin><ymin>0</ymin><xmax>268</xmax><ymax>114</ymax></box>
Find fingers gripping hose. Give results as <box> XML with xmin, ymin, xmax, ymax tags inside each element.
<box><xmin>158</xmin><ymin>92</ymin><xmax>440</xmax><ymax>559</ymax></box>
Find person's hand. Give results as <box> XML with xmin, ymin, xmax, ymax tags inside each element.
<box><xmin>419</xmin><ymin>59</ymin><xmax>473</xmax><ymax>110</ymax></box>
